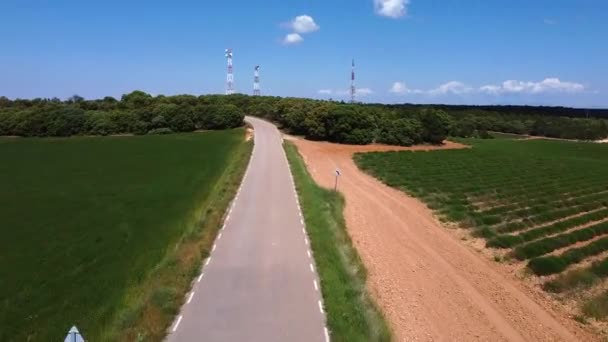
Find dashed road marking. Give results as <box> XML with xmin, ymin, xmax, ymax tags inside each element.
<box><xmin>212</xmin><ymin>243</ymin><xmax>217</xmax><ymax>252</ymax></box>
<box><xmin>314</xmin><ymin>279</ymin><xmax>319</xmax><ymax>291</ymax></box>
<box><xmin>300</xmin><ymin>218</ymin><xmax>304</xmax><ymax>225</ymax></box>
<box><xmin>324</xmin><ymin>327</ymin><xmax>330</xmax><ymax>342</ymax></box>
<box><xmin>309</xmin><ymin>263</ymin><xmax>314</xmax><ymax>272</ymax></box>
<box><xmin>187</xmin><ymin>291</ymin><xmax>195</xmax><ymax>304</ymax></box>
<box><xmin>307</xmin><ymin>250</ymin><xmax>311</xmax><ymax>258</ymax></box>
<box><xmin>197</xmin><ymin>273</ymin><xmax>204</xmax><ymax>282</ymax></box>
<box><xmin>305</xmin><ymin>236</ymin><xmax>309</xmax><ymax>246</ymax></box>
<box><xmin>218</xmin><ymin>232</ymin><xmax>223</xmax><ymax>240</ymax></box>
<box><xmin>318</xmin><ymin>300</ymin><xmax>324</xmax><ymax>314</ymax></box>
<box><xmin>205</xmin><ymin>258</ymin><xmax>211</xmax><ymax>266</ymax></box>
<box><xmin>172</xmin><ymin>315</ymin><xmax>183</xmax><ymax>332</ymax></box>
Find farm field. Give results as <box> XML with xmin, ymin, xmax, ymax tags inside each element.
<box><xmin>355</xmin><ymin>138</ymin><xmax>608</xmax><ymax>325</ymax></box>
<box><xmin>0</xmin><ymin>130</ymin><xmax>246</xmax><ymax>341</ymax></box>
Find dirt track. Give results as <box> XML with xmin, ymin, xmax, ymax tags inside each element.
<box><xmin>290</xmin><ymin>137</ymin><xmax>598</xmax><ymax>342</ymax></box>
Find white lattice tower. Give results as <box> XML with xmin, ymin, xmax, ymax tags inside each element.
<box><xmin>253</xmin><ymin>65</ymin><xmax>260</xmax><ymax>96</ymax></box>
<box><xmin>350</xmin><ymin>59</ymin><xmax>356</xmax><ymax>103</ymax></box>
<box><xmin>225</xmin><ymin>48</ymin><xmax>234</xmax><ymax>95</ymax></box>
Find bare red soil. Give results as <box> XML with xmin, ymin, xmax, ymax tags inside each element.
<box><xmin>289</xmin><ymin>137</ymin><xmax>598</xmax><ymax>342</ymax></box>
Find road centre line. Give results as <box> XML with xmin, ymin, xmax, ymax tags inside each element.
<box><xmin>172</xmin><ymin>315</ymin><xmax>183</xmax><ymax>332</ymax></box>
<box><xmin>187</xmin><ymin>292</ymin><xmax>195</xmax><ymax>304</ymax></box>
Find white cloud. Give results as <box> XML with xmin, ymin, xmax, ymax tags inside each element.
<box><xmin>390</xmin><ymin>81</ymin><xmax>423</xmax><ymax>94</ymax></box>
<box><xmin>322</xmin><ymin>88</ymin><xmax>374</xmax><ymax>97</ymax></box>
<box><xmin>283</xmin><ymin>33</ymin><xmax>303</xmax><ymax>45</ymax></box>
<box><xmin>429</xmin><ymin>81</ymin><xmax>473</xmax><ymax>95</ymax></box>
<box><xmin>374</xmin><ymin>0</ymin><xmax>410</xmax><ymax>18</ymax></box>
<box><xmin>480</xmin><ymin>78</ymin><xmax>585</xmax><ymax>94</ymax></box>
<box><xmin>357</xmin><ymin>88</ymin><xmax>374</xmax><ymax>96</ymax></box>
<box><xmin>291</xmin><ymin>15</ymin><xmax>320</xmax><ymax>33</ymax></box>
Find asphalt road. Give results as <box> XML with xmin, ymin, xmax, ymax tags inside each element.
<box><xmin>166</xmin><ymin>117</ymin><xmax>327</xmax><ymax>342</ymax></box>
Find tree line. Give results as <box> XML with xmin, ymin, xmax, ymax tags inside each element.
<box><xmin>1</xmin><ymin>92</ymin><xmax>606</xmax><ymax>144</ymax></box>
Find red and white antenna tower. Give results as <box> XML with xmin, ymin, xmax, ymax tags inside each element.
<box><xmin>253</xmin><ymin>65</ymin><xmax>261</xmax><ymax>96</ymax></box>
<box><xmin>225</xmin><ymin>48</ymin><xmax>234</xmax><ymax>95</ymax></box>
<box><xmin>350</xmin><ymin>59</ymin><xmax>356</xmax><ymax>103</ymax></box>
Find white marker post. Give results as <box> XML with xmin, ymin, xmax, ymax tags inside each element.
<box><xmin>334</xmin><ymin>169</ymin><xmax>340</xmax><ymax>191</ymax></box>
<box><xmin>64</xmin><ymin>326</ymin><xmax>85</xmax><ymax>342</ymax></box>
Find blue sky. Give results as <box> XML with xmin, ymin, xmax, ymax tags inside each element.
<box><xmin>1</xmin><ymin>0</ymin><xmax>606</xmax><ymax>107</ymax></box>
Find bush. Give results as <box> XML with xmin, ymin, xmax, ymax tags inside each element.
<box><xmin>85</xmin><ymin>111</ymin><xmax>116</xmax><ymax>136</ymax></box>
<box><xmin>420</xmin><ymin>109</ymin><xmax>452</xmax><ymax>144</ymax></box>
<box><xmin>147</xmin><ymin>127</ymin><xmax>173</xmax><ymax>135</ymax></box>
<box><xmin>46</xmin><ymin>108</ymin><xmax>86</xmax><ymax>136</ymax></box>
<box><xmin>169</xmin><ymin>113</ymin><xmax>195</xmax><ymax>132</ymax></box>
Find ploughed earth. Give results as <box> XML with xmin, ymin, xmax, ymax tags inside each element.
<box><xmin>288</xmin><ymin>137</ymin><xmax>598</xmax><ymax>342</ymax></box>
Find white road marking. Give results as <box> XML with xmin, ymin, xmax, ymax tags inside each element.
<box><xmin>307</xmin><ymin>250</ymin><xmax>311</xmax><ymax>258</ymax></box>
<box><xmin>172</xmin><ymin>315</ymin><xmax>183</xmax><ymax>332</ymax></box>
<box><xmin>314</xmin><ymin>279</ymin><xmax>319</xmax><ymax>291</ymax></box>
<box><xmin>226</xmin><ymin>213</ymin><xmax>231</xmax><ymax>221</ymax></box>
<box><xmin>324</xmin><ymin>327</ymin><xmax>330</xmax><ymax>342</ymax></box>
<box><xmin>205</xmin><ymin>258</ymin><xmax>211</xmax><ymax>266</ymax></box>
<box><xmin>305</xmin><ymin>236</ymin><xmax>309</xmax><ymax>246</ymax></box>
<box><xmin>187</xmin><ymin>291</ymin><xmax>195</xmax><ymax>304</ymax></box>
<box><xmin>309</xmin><ymin>263</ymin><xmax>314</xmax><ymax>272</ymax></box>
<box><xmin>318</xmin><ymin>300</ymin><xmax>324</xmax><ymax>314</ymax></box>
<box><xmin>218</xmin><ymin>232</ymin><xmax>223</xmax><ymax>240</ymax></box>
<box><xmin>302</xmin><ymin>227</ymin><xmax>306</xmax><ymax>234</ymax></box>
<box><xmin>197</xmin><ymin>273</ymin><xmax>204</xmax><ymax>282</ymax></box>
<box><xmin>300</xmin><ymin>218</ymin><xmax>304</xmax><ymax>225</ymax></box>
<box><xmin>212</xmin><ymin>243</ymin><xmax>216</xmax><ymax>252</ymax></box>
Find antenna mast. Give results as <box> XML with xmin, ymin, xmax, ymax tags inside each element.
<box><xmin>253</xmin><ymin>65</ymin><xmax>261</xmax><ymax>96</ymax></box>
<box><xmin>350</xmin><ymin>59</ymin><xmax>356</xmax><ymax>103</ymax></box>
<box><xmin>225</xmin><ymin>49</ymin><xmax>234</xmax><ymax>95</ymax></box>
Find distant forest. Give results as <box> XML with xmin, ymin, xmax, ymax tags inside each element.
<box><xmin>1</xmin><ymin>93</ymin><xmax>607</xmax><ymax>145</ymax></box>
<box><xmin>385</xmin><ymin>104</ymin><xmax>608</xmax><ymax>119</ymax></box>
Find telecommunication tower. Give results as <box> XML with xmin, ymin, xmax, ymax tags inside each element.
<box><xmin>350</xmin><ymin>59</ymin><xmax>356</xmax><ymax>103</ymax></box>
<box><xmin>225</xmin><ymin>49</ymin><xmax>234</xmax><ymax>95</ymax></box>
<box><xmin>253</xmin><ymin>65</ymin><xmax>261</xmax><ymax>96</ymax></box>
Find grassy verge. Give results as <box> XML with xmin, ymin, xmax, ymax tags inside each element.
<box><xmin>108</xmin><ymin>138</ymin><xmax>253</xmax><ymax>341</ymax></box>
<box><xmin>284</xmin><ymin>142</ymin><xmax>391</xmax><ymax>342</ymax></box>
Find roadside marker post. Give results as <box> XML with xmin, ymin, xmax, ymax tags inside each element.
<box><xmin>64</xmin><ymin>326</ymin><xmax>85</xmax><ymax>342</ymax></box>
<box><xmin>334</xmin><ymin>169</ymin><xmax>340</xmax><ymax>191</ymax></box>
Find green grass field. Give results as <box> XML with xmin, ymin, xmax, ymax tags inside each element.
<box><xmin>285</xmin><ymin>142</ymin><xmax>391</xmax><ymax>342</ymax></box>
<box><xmin>355</xmin><ymin>137</ymin><xmax>608</xmax><ymax>321</ymax></box>
<box><xmin>0</xmin><ymin>130</ymin><xmax>247</xmax><ymax>341</ymax></box>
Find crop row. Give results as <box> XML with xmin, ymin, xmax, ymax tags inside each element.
<box><xmin>528</xmin><ymin>236</ymin><xmax>608</xmax><ymax>275</ymax></box>
<box><xmin>543</xmin><ymin>256</ymin><xmax>608</xmax><ymax>293</ymax></box>
<box><xmin>513</xmin><ymin>221</ymin><xmax>608</xmax><ymax>260</ymax></box>
<box><xmin>495</xmin><ymin>201</ymin><xmax>608</xmax><ymax>234</ymax></box>
<box><xmin>477</xmin><ymin>187</ymin><xmax>608</xmax><ymax>217</ymax></box>
<box><xmin>487</xmin><ymin>208</ymin><xmax>608</xmax><ymax>248</ymax></box>
<box><xmin>484</xmin><ymin>191</ymin><xmax>608</xmax><ymax>226</ymax></box>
